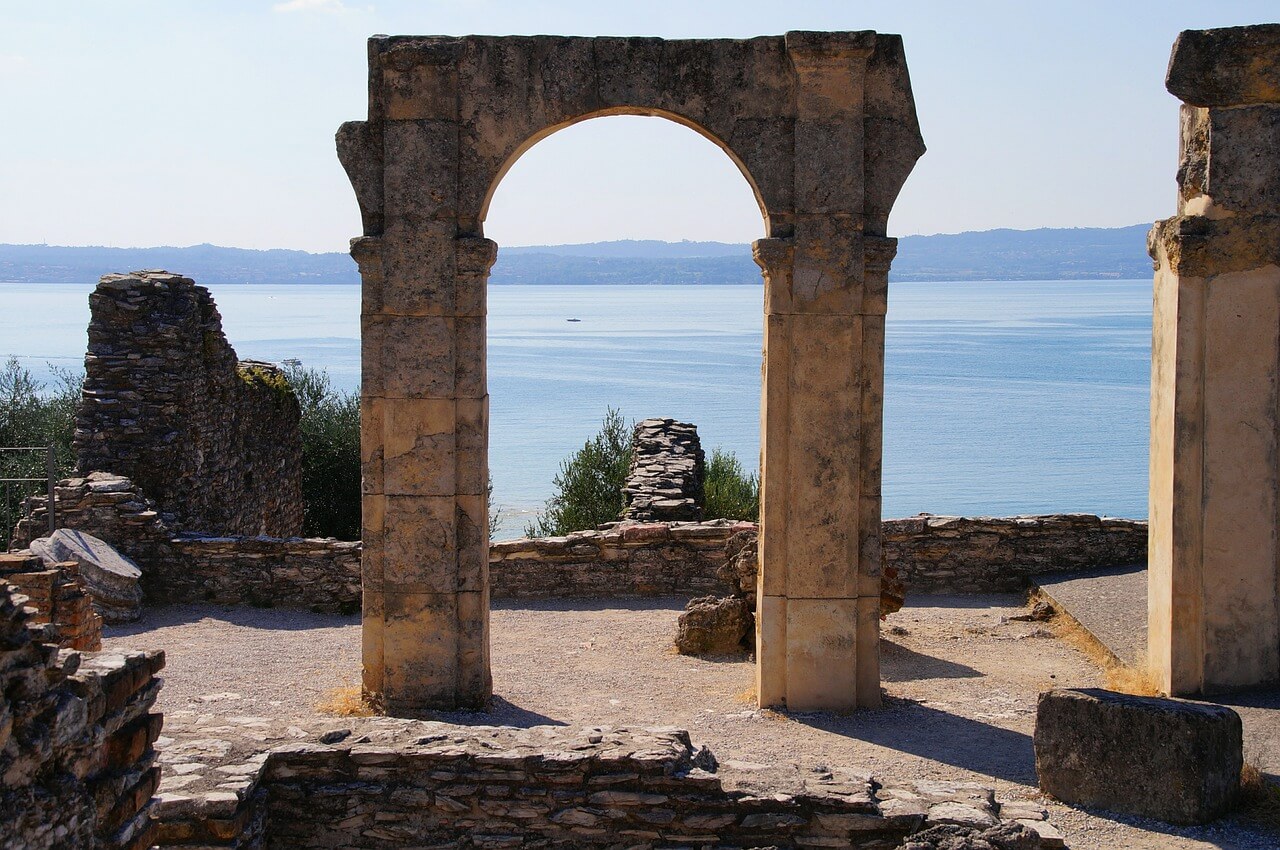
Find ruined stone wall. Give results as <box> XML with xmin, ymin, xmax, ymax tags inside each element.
<box><xmin>73</xmin><ymin>271</ymin><xmax>303</xmax><ymax>537</ymax></box>
<box><xmin>254</xmin><ymin>726</ymin><xmax>1049</xmax><ymax>849</ymax></box>
<box><xmin>490</xmin><ymin>520</ymin><xmax>750</xmax><ymax>599</ymax></box>
<box><xmin>0</xmin><ymin>584</ymin><xmax>165</xmax><ymax>850</ymax></box>
<box><xmin>622</xmin><ymin>418</ymin><xmax>706</xmax><ymax>522</ymax></box>
<box><xmin>166</xmin><ymin>536</ymin><xmax>361</xmax><ymax>614</ymax></box>
<box><xmin>493</xmin><ymin>515</ymin><xmax>1147</xmax><ymax>599</ymax></box>
<box><xmin>884</xmin><ymin>514</ymin><xmax>1148</xmax><ymax>593</ymax></box>
<box><xmin>0</xmin><ymin>551</ymin><xmax>101</xmax><ymax>650</ymax></box>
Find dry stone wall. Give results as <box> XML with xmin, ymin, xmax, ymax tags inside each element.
<box><xmin>622</xmin><ymin>418</ymin><xmax>706</xmax><ymax>522</ymax></box>
<box><xmin>0</xmin><ymin>583</ymin><xmax>165</xmax><ymax>850</ymax></box>
<box><xmin>73</xmin><ymin>271</ymin><xmax>303</xmax><ymax>537</ymax></box>
<box><xmin>884</xmin><ymin>514</ymin><xmax>1148</xmax><ymax>593</ymax></box>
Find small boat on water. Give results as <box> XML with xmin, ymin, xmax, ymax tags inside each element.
<box><xmin>566</xmin><ymin>318</ymin><xmax>581</xmax><ymax>322</ymax></box>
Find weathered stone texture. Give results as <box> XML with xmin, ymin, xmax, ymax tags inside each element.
<box><xmin>885</xmin><ymin>514</ymin><xmax>1147</xmax><ymax>593</ymax></box>
<box><xmin>29</xmin><ymin>529</ymin><xmax>143</xmax><ymax>624</ymax></box>
<box><xmin>15</xmin><ymin>473</ymin><xmax>361</xmax><ymax>614</ymax></box>
<box><xmin>0</xmin><ymin>551</ymin><xmax>101</xmax><ymax>650</ymax></box>
<box><xmin>254</xmin><ymin>726</ymin><xmax>1049</xmax><ymax>849</ymax></box>
<box><xmin>73</xmin><ymin>271</ymin><xmax>303</xmax><ymax>537</ymax></box>
<box><xmin>622</xmin><ymin>418</ymin><xmax>706</xmax><ymax>522</ymax></box>
<box><xmin>1034</xmin><ymin>688</ymin><xmax>1242</xmax><ymax>825</ymax></box>
<box><xmin>0</xmin><ymin>583</ymin><xmax>165</xmax><ymax>850</ymax></box>
<box><xmin>342</xmin><ymin>30</ymin><xmax>923</xmax><ymax>712</ymax></box>
<box><xmin>1148</xmin><ymin>25</ymin><xmax>1280</xmax><ymax>695</ymax></box>
<box><xmin>676</xmin><ymin>594</ymin><xmax>753</xmax><ymax>654</ymax></box>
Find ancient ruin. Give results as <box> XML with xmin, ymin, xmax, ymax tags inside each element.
<box><xmin>338</xmin><ymin>31</ymin><xmax>925</xmax><ymax>713</ymax></box>
<box><xmin>1147</xmin><ymin>24</ymin><xmax>1280</xmax><ymax>695</ymax></box>
<box><xmin>75</xmin><ymin>271</ymin><xmax>304</xmax><ymax>538</ymax></box>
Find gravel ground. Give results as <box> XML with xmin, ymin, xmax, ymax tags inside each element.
<box><xmin>106</xmin><ymin>594</ymin><xmax>1280</xmax><ymax>850</ymax></box>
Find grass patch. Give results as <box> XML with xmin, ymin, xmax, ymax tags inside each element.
<box><xmin>1044</xmin><ymin>601</ymin><xmax>1162</xmax><ymax>696</ymax></box>
<box><xmin>317</xmin><ymin>685</ymin><xmax>379</xmax><ymax>717</ymax></box>
<box><xmin>1239</xmin><ymin>756</ymin><xmax>1280</xmax><ymax>832</ymax></box>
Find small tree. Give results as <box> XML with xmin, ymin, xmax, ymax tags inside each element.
<box><xmin>702</xmin><ymin>447</ymin><xmax>760</xmax><ymax>522</ymax></box>
<box><xmin>284</xmin><ymin>365</ymin><xmax>362</xmax><ymax>541</ymax></box>
<box><xmin>526</xmin><ymin>407</ymin><xmax>633</xmax><ymax>537</ymax></box>
<box><xmin>0</xmin><ymin>358</ymin><xmax>81</xmax><ymax>533</ymax></box>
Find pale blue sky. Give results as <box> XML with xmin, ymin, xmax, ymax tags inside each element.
<box><xmin>0</xmin><ymin>1</ymin><xmax>1274</xmax><ymax>252</ymax></box>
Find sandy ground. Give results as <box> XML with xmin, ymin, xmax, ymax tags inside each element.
<box><xmin>106</xmin><ymin>593</ymin><xmax>1280</xmax><ymax>850</ymax></box>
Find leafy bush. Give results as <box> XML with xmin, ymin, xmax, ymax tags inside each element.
<box><xmin>525</xmin><ymin>407</ymin><xmax>633</xmax><ymax>537</ymax></box>
<box><xmin>284</xmin><ymin>365</ymin><xmax>362</xmax><ymax>541</ymax></box>
<box><xmin>702</xmin><ymin>447</ymin><xmax>760</xmax><ymax>522</ymax></box>
<box><xmin>0</xmin><ymin>358</ymin><xmax>80</xmax><ymax>535</ymax></box>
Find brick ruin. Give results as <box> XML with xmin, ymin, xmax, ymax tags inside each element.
<box><xmin>74</xmin><ymin>271</ymin><xmax>304</xmax><ymax>537</ymax></box>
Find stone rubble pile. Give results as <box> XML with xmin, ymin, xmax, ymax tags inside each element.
<box><xmin>29</xmin><ymin>528</ymin><xmax>143</xmax><ymax>624</ymax></box>
<box><xmin>622</xmin><ymin>418</ymin><xmax>707</xmax><ymax>522</ymax></box>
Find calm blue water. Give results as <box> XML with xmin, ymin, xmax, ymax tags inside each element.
<box><xmin>0</xmin><ymin>280</ymin><xmax>1151</xmax><ymax>538</ymax></box>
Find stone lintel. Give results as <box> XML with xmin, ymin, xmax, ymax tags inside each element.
<box><xmin>1166</xmin><ymin>25</ymin><xmax>1280</xmax><ymax>107</ymax></box>
<box><xmin>785</xmin><ymin>30</ymin><xmax>878</xmax><ymax>63</ymax></box>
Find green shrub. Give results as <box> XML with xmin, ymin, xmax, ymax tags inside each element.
<box><xmin>702</xmin><ymin>447</ymin><xmax>760</xmax><ymax>522</ymax></box>
<box><xmin>0</xmin><ymin>358</ymin><xmax>80</xmax><ymax>534</ymax></box>
<box><xmin>525</xmin><ymin>407</ymin><xmax>633</xmax><ymax>538</ymax></box>
<box><xmin>284</xmin><ymin>365</ymin><xmax>362</xmax><ymax>541</ymax></box>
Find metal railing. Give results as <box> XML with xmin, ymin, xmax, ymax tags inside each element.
<box><xmin>1</xmin><ymin>445</ymin><xmax>57</xmax><ymax>547</ymax></box>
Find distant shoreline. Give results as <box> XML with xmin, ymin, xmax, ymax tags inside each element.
<box><xmin>0</xmin><ymin>224</ymin><xmax>1154</xmax><ymax>285</ymax></box>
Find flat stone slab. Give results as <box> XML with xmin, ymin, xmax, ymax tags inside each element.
<box><xmin>30</xmin><ymin>529</ymin><xmax>143</xmax><ymax>623</ymax></box>
<box><xmin>1035</xmin><ymin>688</ymin><xmax>1242</xmax><ymax>825</ymax></box>
<box><xmin>1033</xmin><ymin>563</ymin><xmax>1146</xmax><ymax>666</ymax></box>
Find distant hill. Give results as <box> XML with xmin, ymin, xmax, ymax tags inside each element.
<box><xmin>0</xmin><ymin>224</ymin><xmax>1154</xmax><ymax>285</ymax></box>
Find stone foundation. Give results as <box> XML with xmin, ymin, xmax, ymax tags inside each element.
<box><xmin>0</xmin><ymin>583</ymin><xmax>165</xmax><ymax>850</ymax></box>
<box><xmin>148</xmin><ymin>722</ymin><xmax>1054</xmax><ymax>849</ymax></box>
<box><xmin>73</xmin><ymin>271</ymin><xmax>303</xmax><ymax>537</ymax></box>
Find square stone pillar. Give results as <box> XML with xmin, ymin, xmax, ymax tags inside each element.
<box><xmin>754</xmin><ymin>32</ymin><xmax>888</xmax><ymax>711</ymax></box>
<box><xmin>354</xmin><ymin>43</ymin><xmax>494</xmax><ymax>713</ymax></box>
<box><xmin>1148</xmin><ymin>25</ymin><xmax>1280</xmax><ymax>695</ymax></box>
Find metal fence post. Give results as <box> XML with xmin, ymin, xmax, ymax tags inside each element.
<box><xmin>46</xmin><ymin>444</ymin><xmax>56</xmax><ymax>536</ymax></box>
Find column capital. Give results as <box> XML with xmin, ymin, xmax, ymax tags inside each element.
<box><xmin>863</xmin><ymin>236</ymin><xmax>898</xmax><ymax>276</ymax></box>
<box><xmin>456</xmin><ymin>237</ymin><xmax>499</xmax><ymax>278</ymax></box>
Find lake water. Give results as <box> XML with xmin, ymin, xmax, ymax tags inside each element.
<box><xmin>1</xmin><ymin>280</ymin><xmax>1152</xmax><ymax>538</ymax></box>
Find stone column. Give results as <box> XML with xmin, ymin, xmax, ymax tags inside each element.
<box><xmin>1148</xmin><ymin>25</ymin><xmax>1280</xmax><ymax>695</ymax></box>
<box><xmin>358</xmin><ymin>42</ymin><xmax>492</xmax><ymax>713</ymax></box>
<box><xmin>755</xmin><ymin>32</ymin><xmax>884</xmax><ymax>711</ymax></box>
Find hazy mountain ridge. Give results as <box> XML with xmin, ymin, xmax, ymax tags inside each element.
<box><xmin>0</xmin><ymin>224</ymin><xmax>1153</xmax><ymax>284</ymax></box>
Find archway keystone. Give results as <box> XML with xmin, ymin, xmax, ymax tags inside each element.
<box><xmin>339</xmin><ymin>31</ymin><xmax>924</xmax><ymax>714</ymax></box>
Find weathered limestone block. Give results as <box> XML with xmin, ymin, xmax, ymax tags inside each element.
<box><xmin>1148</xmin><ymin>25</ymin><xmax>1280</xmax><ymax>695</ymax></box>
<box><xmin>1034</xmin><ymin>688</ymin><xmax>1242</xmax><ymax>825</ymax></box>
<box><xmin>30</xmin><ymin>529</ymin><xmax>143</xmax><ymax>624</ymax></box>
<box><xmin>676</xmin><ymin>595</ymin><xmax>753</xmax><ymax>655</ymax></box>
<box><xmin>0</xmin><ymin>552</ymin><xmax>102</xmax><ymax>651</ymax></box>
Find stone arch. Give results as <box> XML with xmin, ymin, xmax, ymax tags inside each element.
<box><xmin>338</xmin><ymin>31</ymin><xmax>924</xmax><ymax>715</ymax></box>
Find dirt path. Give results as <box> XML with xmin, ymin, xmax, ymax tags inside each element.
<box><xmin>106</xmin><ymin>594</ymin><xmax>1280</xmax><ymax>849</ymax></box>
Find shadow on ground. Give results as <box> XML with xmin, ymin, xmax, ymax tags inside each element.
<box><xmin>790</xmin><ymin>699</ymin><xmax>1036</xmax><ymax>785</ymax></box>
<box><xmin>880</xmin><ymin>639</ymin><xmax>983</xmax><ymax>681</ymax></box>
